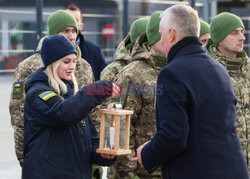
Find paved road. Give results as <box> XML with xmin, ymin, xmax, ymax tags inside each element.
<box><xmin>0</xmin><ymin>75</ymin><xmax>21</xmax><ymax>179</ymax></box>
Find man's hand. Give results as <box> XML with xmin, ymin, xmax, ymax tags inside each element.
<box><xmin>131</xmin><ymin>141</ymin><xmax>149</xmax><ymax>164</ymax></box>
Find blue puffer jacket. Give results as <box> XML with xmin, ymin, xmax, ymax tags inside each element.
<box><xmin>23</xmin><ymin>68</ymin><xmax>115</xmax><ymax>179</ymax></box>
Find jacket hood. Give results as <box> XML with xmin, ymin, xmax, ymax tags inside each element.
<box><xmin>25</xmin><ymin>68</ymin><xmax>48</xmax><ymax>94</ymax></box>
<box><xmin>36</xmin><ymin>36</ymin><xmax>46</xmax><ymax>52</ymax></box>
<box><xmin>73</xmin><ymin>42</ymin><xmax>82</xmax><ymax>63</ymax></box>
<box><xmin>114</xmin><ymin>34</ymin><xmax>133</xmax><ymax>62</ymax></box>
<box><xmin>131</xmin><ymin>32</ymin><xmax>167</xmax><ymax>71</ymax></box>
<box><xmin>205</xmin><ymin>38</ymin><xmax>249</xmax><ymax>72</ymax></box>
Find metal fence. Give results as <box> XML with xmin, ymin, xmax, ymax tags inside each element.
<box><xmin>0</xmin><ymin>7</ymin><xmax>119</xmax><ymax>73</ymax></box>
<box><xmin>0</xmin><ymin>1</ymin><xmax>207</xmax><ymax>74</ymax></box>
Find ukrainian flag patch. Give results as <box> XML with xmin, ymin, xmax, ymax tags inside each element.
<box><xmin>39</xmin><ymin>91</ymin><xmax>57</xmax><ymax>101</ymax></box>
<box><xmin>14</xmin><ymin>82</ymin><xmax>21</xmax><ymax>87</ymax></box>
<box><xmin>12</xmin><ymin>82</ymin><xmax>23</xmax><ymax>99</ymax></box>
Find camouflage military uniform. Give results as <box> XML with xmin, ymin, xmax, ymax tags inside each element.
<box><xmin>100</xmin><ymin>34</ymin><xmax>134</xmax><ymax>179</ymax></box>
<box><xmin>9</xmin><ymin>37</ymin><xmax>94</xmax><ymax>166</ymax></box>
<box><xmin>100</xmin><ymin>35</ymin><xmax>133</xmax><ymax>82</ymax></box>
<box><xmin>205</xmin><ymin>38</ymin><xmax>250</xmax><ymax>171</ymax></box>
<box><xmin>111</xmin><ymin>33</ymin><xmax>166</xmax><ymax>178</ymax></box>
<box><xmin>95</xmin><ymin>35</ymin><xmax>133</xmax><ymax>133</ymax></box>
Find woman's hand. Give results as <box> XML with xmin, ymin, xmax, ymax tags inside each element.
<box><xmin>111</xmin><ymin>84</ymin><xmax>120</xmax><ymax>97</ymax></box>
<box><xmin>101</xmin><ymin>154</ymin><xmax>116</xmax><ymax>159</ymax></box>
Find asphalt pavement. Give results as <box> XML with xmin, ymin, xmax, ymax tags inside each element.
<box><xmin>0</xmin><ymin>74</ymin><xmax>21</xmax><ymax>179</ymax></box>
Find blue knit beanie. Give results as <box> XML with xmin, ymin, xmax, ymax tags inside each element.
<box><xmin>41</xmin><ymin>34</ymin><xmax>77</xmax><ymax>67</ymax></box>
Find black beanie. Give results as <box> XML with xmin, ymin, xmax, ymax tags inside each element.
<box><xmin>41</xmin><ymin>34</ymin><xmax>77</xmax><ymax>67</ymax></box>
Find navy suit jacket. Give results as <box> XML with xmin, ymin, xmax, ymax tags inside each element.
<box><xmin>141</xmin><ymin>36</ymin><xmax>249</xmax><ymax>179</ymax></box>
<box><xmin>78</xmin><ymin>33</ymin><xmax>107</xmax><ymax>81</ymax></box>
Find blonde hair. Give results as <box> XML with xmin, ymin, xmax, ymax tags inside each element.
<box><xmin>45</xmin><ymin>59</ymin><xmax>78</xmax><ymax>95</ymax></box>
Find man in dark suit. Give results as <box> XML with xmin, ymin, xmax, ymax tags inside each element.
<box><xmin>132</xmin><ymin>5</ymin><xmax>249</xmax><ymax>179</ymax></box>
<box><xmin>66</xmin><ymin>5</ymin><xmax>107</xmax><ymax>80</ymax></box>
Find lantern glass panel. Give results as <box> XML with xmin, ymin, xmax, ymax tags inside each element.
<box><xmin>104</xmin><ymin>114</ymin><xmax>125</xmax><ymax>150</ymax></box>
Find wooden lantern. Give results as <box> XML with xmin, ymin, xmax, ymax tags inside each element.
<box><xmin>96</xmin><ymin>109</ymin><xmax>133</xmax><ymax>155</ymax></box>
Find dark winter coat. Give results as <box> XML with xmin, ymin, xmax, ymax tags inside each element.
<box><xmin>23</xmin><ymin>68</ymin><xmax>115</xmax><ymax>179</ymax></box>
<box><xmin>78</xmin><ymin>33</ymin><xmax>107</xmax><ymax>81</ymax></box>
<box><xmin>141</xmin><ymin>36</ymin><xmax>249</xmax><ymax>179</ymax></box>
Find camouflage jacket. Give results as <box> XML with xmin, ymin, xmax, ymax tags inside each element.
<box><xmin>112</xmin><ymin>33</ymin><xmax>167</xmax><ymax>178</ymax></box>
<box><xmin>9</xmin><ymin>37</ymin><xmax>94</xmax><ymax>166</ymax></box>
<box><xmin>205</xmin><ymin>38</ymin><xmax>250</xmax><ymax>171</ymax></box>
<box><xmin>96</xmin><ymin>35</ymin><xmax>133</xmax><ymax>135</ymax></box>
<box><xmin>100</xmin><ymin>35</ymin><xmax>133</xmax><ymax>82</ymax></box>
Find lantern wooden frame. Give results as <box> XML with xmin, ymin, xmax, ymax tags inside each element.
<box><xmin>96</xmin><ymin>109</ymin><xmax>133</xmax><ymax>155</ymax></box>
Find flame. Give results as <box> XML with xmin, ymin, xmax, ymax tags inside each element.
<box><xmin>111</xmin><ymin>120</ymin><xmax>115</xmax><ymax>127</ymax></box>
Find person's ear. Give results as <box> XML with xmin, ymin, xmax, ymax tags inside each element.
<box><xmin>169</xmin><ymin>28</ymin><xmax>176</xmax><ymax>43</ymax></box>
<box><xmin>218</xmin><ymin>41</ymin><xmax>222</xmax><ymax>47</ymax></box>
<box><xmin>79</xmin><ymin>23</ymin><xmax>84</xmax><ymax>31</ymax></box>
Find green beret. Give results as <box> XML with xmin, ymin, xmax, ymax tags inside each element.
<box><xmin>48</xmin><ymin>10</ymin><xmax>78</xmax><ymax>36</ymax></box>
<box><xmin>130</xmin><ymin>18</ymin><xmax>148</xmax><ymax>44</ymax></box>
<box><xmin>199</xmin><ymin>19</ymin><xmax>210</xmax><ymax>37</ymax></box>
<box><xmin>146</xmin><ymin>11</ymin><xmax>163</xmax><ymax>45</ymax></box>
<box><xmin>210</xmin><ymin>12</ymin><xmax>244</xmax><ymax>46</ymax></box>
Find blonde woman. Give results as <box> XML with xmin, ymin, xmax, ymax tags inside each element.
<box><xmin>23</xmin><ymin>34</ymin><xmax>119</xmax><ymax>179</ymax></box>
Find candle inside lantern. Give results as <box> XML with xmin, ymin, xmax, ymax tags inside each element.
<box><xmin>110</xmin><ymin>120</ymin><xmax>115</xmax><ymax>149</ymax></box>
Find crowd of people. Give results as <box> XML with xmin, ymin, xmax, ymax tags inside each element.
<box><xmin>8</xmin><ymin>3</ymin><xmax>249</xmax><ymax>179</ymax></box>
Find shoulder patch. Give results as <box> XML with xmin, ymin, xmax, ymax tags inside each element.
<box><xmin>12</xmin><ymin>82</ymin><xmax>23</xmax><ymax>99</ymax></box>
<box><xmin>14</xmin><ymin>82</ymin><xmax>21</xmax><ymax>87</ymax></box>
<box><xmin>81</xmin><ymin>120</ymin><xmax>87</xmax><ymax>127</ymax></box>
<box><xmin>39</xmin><ymin>91</ymin><xmax>57</xmax><ymax>101</ymax></box>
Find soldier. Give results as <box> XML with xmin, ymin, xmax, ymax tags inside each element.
<box><xmin>112</xmin><ymin>11</ymin><xmax>166</xmax><ymax>178</ymax></box>
<box><xmin>199</xmin><ymin>19</ymin><xmax>210</xmax><ymax>45</ymax></box>
<box><xmin>100</xmin><ymin>18</ymin><xmax>148</xmax><ymax>82</ymax></box>
<box><xmin>66</xmin><ymin>5</ymin><xmax>107</xmax><ymax>81</ymax></box>
<box><xmin>100</xmin><ymin>18</ymin><xmax>148</xmax><ymax>179</ymax></box>
<box><xmin>205</xmin><ymin>12</ymin><xmax>250</xmax><ymax>171</ymax></box>
<box><xmin>9</xmin><ymin>10</ymin><xmax>94</xmax><ymax>167</ymax></box>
